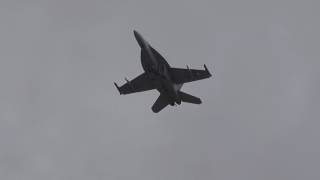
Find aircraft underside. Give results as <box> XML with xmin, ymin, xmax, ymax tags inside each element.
<box><xmin>114</xmin><ymin>30</ymin><xmax>212</xmax><ymax>113</ymax></box>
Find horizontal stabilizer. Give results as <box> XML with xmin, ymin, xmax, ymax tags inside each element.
<box><xmin>179</xmin><ymin>91</ymin><xmax>202</xmax><ymax>104</ymax></box>
<box><xmin>152</xmin><ymin>94</ymin><xmax>169</xmax><ymax>113</ymax></box>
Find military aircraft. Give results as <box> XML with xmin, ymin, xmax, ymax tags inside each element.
<box><xmin>114</xmin><ymin>30</ymin><xmax>212</xmax><ymax>113</ymax></box>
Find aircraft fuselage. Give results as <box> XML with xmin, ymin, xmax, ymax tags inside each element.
<box><xmin>114</xmin><ymin>30</ymin><xmax>211</xmax><ymax>113</ymax></box>
<box><xmin>134</xmin><ymin>30</ymin><xmax>182</xmax><ymax>105</ymax></box>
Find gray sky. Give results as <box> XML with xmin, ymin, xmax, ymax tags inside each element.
<box><xmin>0</xmin><ymin>0</ymin><xmax>319</xmax><ymax>179</ymax></box>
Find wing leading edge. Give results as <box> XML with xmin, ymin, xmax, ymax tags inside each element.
<box><xmin>170</xmin><ymin>64</ymin><xmax>212</xmax><ymax>84</ymax></box>
<box><xmin>114</xmin><ymin>72</ymin><xmax>155</xmax><ymax>95</ymax></box>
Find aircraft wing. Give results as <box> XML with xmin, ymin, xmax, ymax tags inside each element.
<box><xmin>114</xmin><ymin>73</ymin><xmax>156</xmax><ymax>95</ymax></box>
<box><xmin>170</xmin><ymin>64</ymin><xmax>212</xmax><ymax>84</ymax></box>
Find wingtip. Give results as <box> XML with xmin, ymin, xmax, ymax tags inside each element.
<box><xmin>204</xmin><ymin>64</ymin><xmax>212</xmax><ymax>77</ymax></box>
<box><xmin>114</xmin><ymin>82</ymin><xmax>122</xmax><ymax>95</ymax></box>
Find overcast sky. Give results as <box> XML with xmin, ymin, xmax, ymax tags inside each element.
<box><xmin>0</xmin><ymin>0</ymin><xmax>319</xmax><ymax>179</ymax></box>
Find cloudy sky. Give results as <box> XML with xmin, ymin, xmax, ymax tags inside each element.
<box><xmin>0</xmin><ymin>0</ymin><xmax>319</xmax><ymax>179</ymax></box>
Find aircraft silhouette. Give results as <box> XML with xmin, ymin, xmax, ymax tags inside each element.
<box><xmin>114</xmin><ymin>30</ymin><xmax>212</xmax><ymax>113</ymax></box>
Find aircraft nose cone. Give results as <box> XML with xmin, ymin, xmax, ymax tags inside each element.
<box><xmin>133</xmin><ymin>30</ymin><xmax>139</xmax><ymax>37</ymax></box>
<box><xmin>133</xmin><ymin>30</ymin><xmax>146</xmax><ymax>48</ymax></box>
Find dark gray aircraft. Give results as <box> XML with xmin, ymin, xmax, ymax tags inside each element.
<box><xmin>114</xmin><ymin>30</ymin><xmax>212</xmax><ymax>113</ymax></box>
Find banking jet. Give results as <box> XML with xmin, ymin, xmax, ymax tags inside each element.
<box><xmin>114</xmin><ymin>30</ymin><xmax>212</xmax><ymax>113</ymax></box>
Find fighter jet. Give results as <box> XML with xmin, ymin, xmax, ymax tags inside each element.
<box><xmin>114</xmin><ymin>30</ymin><xmax>212</xmax><ymax>113</ymax></box>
